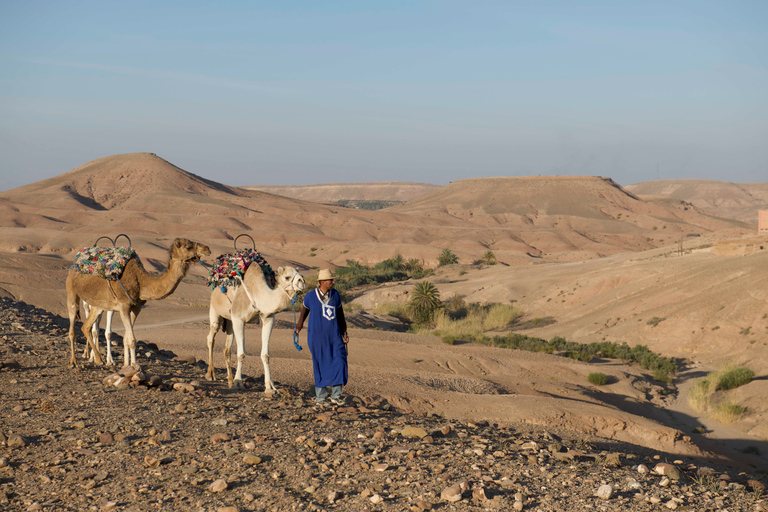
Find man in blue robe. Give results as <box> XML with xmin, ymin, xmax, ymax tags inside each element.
<box><xmin>294</xmin><ymin>269</ymin><xmax>349</xmax><ymax>406</ymax></box>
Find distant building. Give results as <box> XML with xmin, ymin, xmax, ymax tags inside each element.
<box><xmin>760</xmin><ymin>210</ymin><xmax>768</xmax><ymax>233</ymax></box>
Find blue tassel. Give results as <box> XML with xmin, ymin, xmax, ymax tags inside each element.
<box><xmin>220</xmin><ymin>286</ymin><xmax>227</xmax><ymax>293</ymax></box>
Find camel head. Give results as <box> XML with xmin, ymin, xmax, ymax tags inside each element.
<box><xmin>276</xmin><ymin>266</ymin><xmax>306</xmax><ymax>295</ymax></box>
<box><xmin>170</xmin><ymin>238</ymin><xmax>211</xmax><ymax>265</ymax></box>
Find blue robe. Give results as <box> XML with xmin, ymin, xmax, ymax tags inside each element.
<box><xmin>304</xmin><ymin>288</ymin><xmax>348</xmax><ymax>387</ymax></box>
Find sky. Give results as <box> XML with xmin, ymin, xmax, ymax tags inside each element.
<box><xmin>1</xmin><ymin>1</ymin><xmax>767</xmax><ymax>191</ymax></box>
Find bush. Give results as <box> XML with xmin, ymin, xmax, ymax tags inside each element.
<box><xmin>482</xmin><ymin>250</ymin><xmax>497</xmax><ymax>265</ymax></box>
<box><xmin>588</xmin><ymin>373</ymin><xmax>608</xmax><ymax>385</ymax></box>
<box><xmin>717</xmin><ymin>366</ymin><xmax>754</xmax><ymax>390</ymax></box>
<box><xmin>647</xmin><ymin>317</ymin><xmax>666</xmax><ymax>327</ymax></box>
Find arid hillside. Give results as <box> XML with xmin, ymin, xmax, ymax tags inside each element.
<box><xmin>626</xmin><ymin>179</ymin><xmax>768</xmax><ymax>224</ymax></box>
<box><xmin>244</xmin><ymin>182</ymin><xmax>439</xmax><ymax>204</ymax></box>
<box><xmin>1</xmin><ymin>154</ymin><xmax>749</xmax><ymax>271</ymax></box>
<box><xmin>0</xmin><ymin>153</ymin><xmax>766</xmax><ymax>471</ymax></box>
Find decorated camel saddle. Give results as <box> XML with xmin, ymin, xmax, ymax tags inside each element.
<box><xmin>71</xmin><ymin>246</ymin><xmax>140</xmax><ymax>280</ymax></box>
<box><xmin>206</xmin><ymin>248</ymin><xmax>276</xmax><ymax>292</ymax></box>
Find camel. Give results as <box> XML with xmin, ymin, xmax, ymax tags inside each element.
<box><xmin>67</xmin><ymin>238</ymin><xmax>211</xmax><ymax>368</ymax></box>
<box><xmin>206</xmin><ymin>265</ymin><xmax>305</xmax><ymax>392</ymax></box>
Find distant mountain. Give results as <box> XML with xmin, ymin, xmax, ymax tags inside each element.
<box><xmin>244</xmin><ymin>182</ymin><xmax>439</xmax><ymax>206</ymax></box>
<box><xmin>625</xmin><ymin>179</ymin><xmax>768</xmax><ymax>224</ymax></box>
<box><xmin>0</xmin><ymin>156</ymin><xmax>752</xmax><ymax>266</ymax></box>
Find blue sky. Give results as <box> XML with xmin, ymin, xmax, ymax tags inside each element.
<box><xmin>1</xmin><ymin>1</ymin><xmax>766</xmax><ymax>191</ymax></box>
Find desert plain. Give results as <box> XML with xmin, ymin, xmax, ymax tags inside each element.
<box><xmin>1</xmin><ymin>152</ymin><xmax>767</xmax><ymax>511</ymax></box>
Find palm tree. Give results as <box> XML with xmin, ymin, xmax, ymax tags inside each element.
<box><xmin>406</xmin><ymin>258</ymin><xmax>423</xmax><ymax>273</ymax></box>
<box><xmin>438</xmin><ymin>248</ymin><xmax>459</xmax><ymax>267</ymax></box>
<box><xmin>408</xmin><ymin>281</ymin><xmax>443</xmax><ymax>325</ymax></box>
<box><xmin>482</xmin><ymin>250</ymin><xmax>497</xmax><ymax>265</ymax></box>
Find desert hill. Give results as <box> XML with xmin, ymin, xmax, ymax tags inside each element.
<box><xmin>1</xmin><ymin>154</ymin><xmax>751</xmax><ymax>270</ymax></box>
<box><xmin>244</xmin><ymin>181</ymin><xmax>439</xmax><ymax>204</ymax></box>
<box><xmin>626</xmin><ymin>179</ymin><xmax>768</xmax><ymax>224</ymax></box>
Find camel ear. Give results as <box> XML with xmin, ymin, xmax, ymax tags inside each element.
<box><xmin>278</xmin><ymin>266</ymin><xmax>285</xmax><ymax>274</ymax></box>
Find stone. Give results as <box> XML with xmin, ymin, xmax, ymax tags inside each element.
<box><xmin>654</xmin><ymin>463</ymin><xmax>682</xmax><ymax>480</ymax></box>
<box><xmin>441</xmin><ymin>483</ymin><xmax>463</xmax><ymax>502</ymax></box>
<box><xmin>595</xmin><ymin>484</ymin><xmax>614</xmax><ymax>500</ymax></box>
<box><xmin>472</xmin><ymin>487</ymin><xmax>488</xmax><ymax>502</ymax></box>
<box><xmin>209</xmin><ymin>479</ymin><xmax>228</xmax><ymax>492</ymax></box>
<box><xmin>7</xmin><ymin>434</ymin><xmax>28</xmax><ymax>449</ymax></box>
<box><xmin>243</xmin><ymin>454</ymin><xmax>262</xmax><ymax>465</ymax></box>
<box><xmin>638</xmin><ymin>464</ymin><xmax>650</xmax><ymax>474</ymax></box>
<box><xmin>400</xmin><ymin>426</ymin><xmax>428</xmax><ymax>439</ymax></box>
<box><xmin>210</xmin><ymin>433</ymin><xmax>231</xmax><ymax>443</ymax></box>
<box><xmin>99</xmin><ymin>432</ymin><xmax>114</xmax><ymax>444</ymax></box>
<box><xmin>369</xmin><ymin>494</ymin><xmax>383</xmax><ymax>504</ymax></box>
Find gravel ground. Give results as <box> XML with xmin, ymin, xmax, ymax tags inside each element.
<box><xmin>1</xmin><ymin>297</ymin><xmax>766</xmax><ymax>512</ymax></box>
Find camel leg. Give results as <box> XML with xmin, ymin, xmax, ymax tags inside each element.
<box><xmin>120</xmin><ymin>307</ymin><xmax>139</xmax><ymax>367</ymax></box>
<box><xmin>81</xmin><ymin>306</ymin><xmax>104</xmax><ymax>366</ymax></box>
<box><xmin>82</xmin><ymin>303</ymin><xmax>94</xmax><ymax>359</ymax></box>
<box><xmin>206</xmin><ymin>308</ymin><xmax>222</xmax><ymax>381</ymax></box>
<box><xmin>260</xmin><ymin>315</ymin><xmax>277</xmax><ymax>394</ymax></box>
<box><xmin>230</xmin><ymin>317</ymin><xmax>247</xmax><ymax>389</ymax></box>
<box><xmin>104</xmin><ymin>310</ymin><xmax>114</xmax><ymax>366</ymax></box>
<box><xmin>88</xmin><ymin>311</ymin><xmax>101</xmax><ymax>362</ymax></box>
<box><xmin>67</xmin><ymin>293</ymin><xmax>80</xmax><ymax>368</ymax></box>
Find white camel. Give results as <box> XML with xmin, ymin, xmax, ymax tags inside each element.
<box><xmin>206</xmin><ymin>265</ymin><xmax>305</xmax><ymax>392</ymax></box>
<box><xmin>81</xmin><ymin>304</ymin><xmax>117</xmax><ymax>366</ymax></box>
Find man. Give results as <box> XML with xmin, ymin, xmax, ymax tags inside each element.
<box><xmin>294</xmin><ymin>269</ymin><xmax>349</xmax><ymax>406</ymax></box>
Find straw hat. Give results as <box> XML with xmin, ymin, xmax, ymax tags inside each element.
<box><xmin>317</xmin><ymin>269</ymin><xmax>334</xmax><ymax>281</ymax></box>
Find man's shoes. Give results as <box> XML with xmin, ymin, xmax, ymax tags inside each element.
<box><xmin>313</xmin><ymin>400</ymin><xmax>327</xmax><ymax>411</ymax></box>
<box><xmin>329</xmin><ymin>397</ymin><xmax>345</xmax><ymax>406</ymax></box>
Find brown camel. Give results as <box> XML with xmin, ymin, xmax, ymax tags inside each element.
<box><xmin>66</xmin><ymin>238</ymin><xmax>210</xmax><ymax>368</ymax></box>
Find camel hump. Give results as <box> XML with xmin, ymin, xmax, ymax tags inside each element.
<box><xmin>206</xmin><ymin>248</ymin><xmax>276</xmax><ymax>290</ymax></box>
<box><xmin>70</xmin><ymin>246</ymin><xmax>139</xmax><ymax>280</ymax></box>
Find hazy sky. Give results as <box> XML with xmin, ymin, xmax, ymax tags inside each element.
<box><xmin>1</xmin><ymin>1</ymin><xmax>766</xmax><ymax>191</ymax></box>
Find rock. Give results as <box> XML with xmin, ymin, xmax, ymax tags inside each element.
<box><xmin>328</xmin><ymin>491</ymin><xmax>340</xmax><ymax>504</ymax></box>
<box><xmin>173</xmin><ymin>382</ymin><xmax>195</xmax><ymax>393</ymax></box>
<box><xmin>373</xmin><ymin>463</ymin><xmax>388</xmax><ymax>472</ymax></box>
<box><xmin>441</xmin><ymin>483</ymin><xmax>463</xmax><ymax>502</ymax></box>
<box><xmin>513</xmin><ymin>500</ymin><xmax>524</xmax><ymax>511</ymax></box>
<box><xmin>216</xmin><ymin>507</ymin><xmax>238</xmax><ymax>512</ymax></box>
<box><xmin>209</xmin><ymin>479</ymin><xmax>228</xmax><ymax>492</ymax></box>
<box><xmin>472</xmin><ymin>487</ymin><xmax>488</xmax><ymax>502</ymax></box>
<box><xmin>414</xmin><ymin>499</ymin><xmax>433</xmax><ymax>510</ymax></box>
<box><xmin>99</xmin><ymin>432</ymin><xmax>114</xmax><ymax>444</ymax></box>
<box><xmin>654</xmin><ymin>463</ymin><xmax>682</xmax><ymax>480</ymax></box>
<box><xmin>148</xmin><ymin>375</ymin><xmax>162</xmax><ymax>387</ymax></box>
<box><xmin>637</xmin><ymin>464</ymin><xmax>650</xmax><ymax>475</ymax></box>
<box><xmin>144</xmin><ymin>456</ymin><xmax>160</xmax><ymax>468</ymax></box>
<box><xmin>748</xmin><ymin>480</ymin><xmax>767</xmax><ymax>492</ymax></box>
<box><xmin>7</xmin><ymin>433</ymin><xmax>28</xmax><ymax>449</ymax></box>
<box><xmin>400</xmin><ymin>426</ymin><xmax>428</xmax><ymax>438</ymax></box>
<box><xmin>603</xmin><ymin>453</ymin><xmax>621</xmax><ymax>467</ymax></box>
<box><xmin>665</xmin><ymin>499</ymin><xmax>678</xmax><ymax>509</ymax></box>
<box><xmin>595</xmin><ymin>484</ymin><xmax>614</xmax><ymax>500</ymax></box>
<box><xmin>210</xmin><ymin>433</ymin><xmax>231</xmax><ymax>443</ymax></box>
<box><xmin>2</xmin><ymin>359</ymin><xmax>21</xmax><ymax>369</ymax></box>
<box><xmin>243</xmin><ymin>454</ymin><xmax>262</xmax><ymax>465</ymax></box>
<box><xmin>369</xmin><ymin>494</ymin><xmax>383</xmax><ymax>504</ymax></box>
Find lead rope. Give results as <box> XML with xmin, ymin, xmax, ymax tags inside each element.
<box><xmin>292</xmin><ymin>293</ymin><xmax>302</xmax><ymax>351</ymax></box>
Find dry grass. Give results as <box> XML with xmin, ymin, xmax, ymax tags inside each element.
<box><xmin>688</xmin><ymin>362</ymin><xmax>751</xmax><ymax>424</ymax></box>
<box><xmin>416</xmin><ymin>303</ymin><xmax>523</xmax><ymax>340</ymax></box>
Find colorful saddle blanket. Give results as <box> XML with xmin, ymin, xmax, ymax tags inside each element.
<box><xmin>71</xmin><ymin>246</ymin><xmax>139</xmax><ymax>280</ymax></box>
<box><xmin>206</xmin><ymin>248</ymin><xmax>276</xmax><ymax>291</ymax></box>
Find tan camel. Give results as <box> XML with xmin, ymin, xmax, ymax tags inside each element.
<box><xmin>206</xmin><ymin>265</ymin><xmax>305</xmax><ymax>392</ymax></box>
<box><xmin>67</xmin><ymin>238</ymin><xmax>211</xmax><ymax>368</ymax></box>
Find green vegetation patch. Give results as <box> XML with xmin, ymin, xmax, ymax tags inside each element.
<box><xmin>588</xmin><ymin>372</ymin><xmax>608</xmax><ymax>385</ymax></box>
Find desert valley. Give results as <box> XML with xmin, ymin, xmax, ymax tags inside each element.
<box><xmin>1</xmin><ymin>152</ymin><xmax>767</xmax><ymax>511</ymax></box>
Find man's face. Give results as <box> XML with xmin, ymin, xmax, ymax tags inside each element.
<box><xmin>319</xmin><ymin>279</ymin><xmax>334</xmax><ymax>293</ymax></box>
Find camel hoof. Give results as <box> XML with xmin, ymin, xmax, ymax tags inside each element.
<box><xmin>264</xmin><ymin>388</ymin><xmax>278</xmax><ymax>397</ymax></box>
<box><xmin>230</xmin><ymin>379</ymin><xmax>245</xmax><ymax>390</ymax></box>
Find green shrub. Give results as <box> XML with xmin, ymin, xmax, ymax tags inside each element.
<box><xmin>588</xmin><ymin>373</ymin><xmax>608</xmax><ymax>385</ymax></box>
<box><xmin>717</xmin><ymin>367</ymin><xmax>754</xmax><ymax>390</ymax></box>
<box><xmin>653</xmin><ymin>369</ymin><xmax>672</xmax><ymax>383</ymax></box>
<box><xmin>482</xmin><ymin>250</ymin><xmax>497</xmax><ymax>265</ymax></box>
<box><xmin>647</xmin><ymin>317</ymin><xmax>666</xmax><ymax>327</ymax></box>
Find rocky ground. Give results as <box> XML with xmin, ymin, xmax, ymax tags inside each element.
<box><xmin>1</xmin><ymin>297</ymin><xmax>767</xmax><ymax>512</ymax></box>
